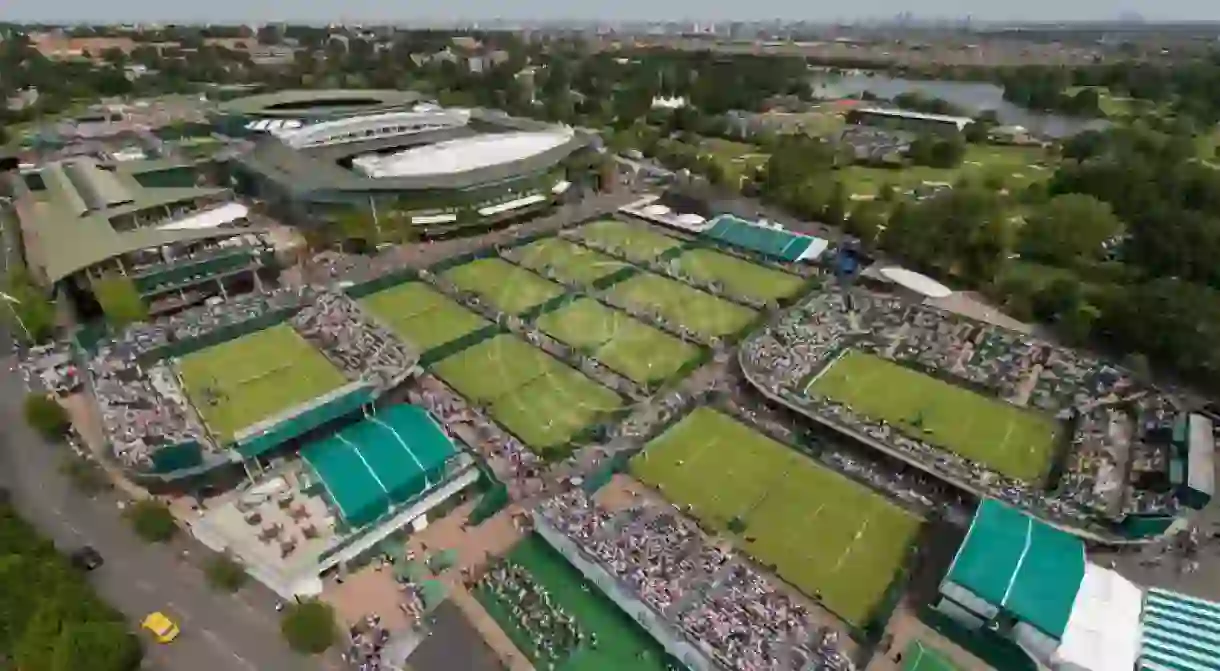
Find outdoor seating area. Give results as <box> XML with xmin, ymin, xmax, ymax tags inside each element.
<box><xmin>289</xmin><ymin>290</ymin><xmax>417</xmax><ymax>389</ymax></box>
<box><xmin>740</xmin><ymin>284</ymin><xmax>1185</xmax><ymax>531</ymax></box>
<box><xmin>537</xmin><ymin>489</ymin><xmax>854</xmax><ymax>671</ymax></box>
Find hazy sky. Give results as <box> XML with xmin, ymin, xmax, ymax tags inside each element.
<box><xmin>4</xmin><ymin>0</ymin><xmax>1217</xmax><ymax>24</ymax></box>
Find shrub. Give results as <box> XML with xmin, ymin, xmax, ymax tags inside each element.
<box><xmin>125</xmin><ymin>499</ymin><xmax>177</xmax><ymax>543</ymax></box>
<box><xmin>280</xmin><ymin>600</ymin><xmax>337</xmax><ymax>654</ymax></box>
<box><xmin>204</xmin><ymin>554</ymin><xmax>248</xmax><ymax>593</ymax></box>
<box><xmin>24</xmin><ymin>393</ymin><xmax>70</xmax><ymax>440</ymax></box>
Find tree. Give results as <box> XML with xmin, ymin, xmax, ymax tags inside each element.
<box><xmin>49</xmin><ymin>622</ymin><xmax>143</xmax><ymax>671</ymax></box>
<box><xmin>204</xmin><ymin>554</ymin><xmax>248</xmax><ymax>593</ymax></box>
<box><xmin>1019</xmin><ymin>194</ymin><xmax>1124</xmax><ymax>267</ymax></box>
<box><xmin>93</xmin><ymin>275</ymin><xmax>148</xmax><ymax>329</ymax></box>
<box><xmin>125</xmin><ymin>499</ymin><xmax>177</xmax><ymax>543</ymax></box>
<box><xmin>846</xmin><ymin>200</ymin><xmax>886</xmax><ymax>244</ymax></box>
<box><xmin>24</xmin><ymin>393</ymin><xmax>70</xmax><ymax>440</ymax></box>
<box><xmin>280</xmin><ymin>600</ymin><xmax>337</xmax><ymax>654</ymax></box>
<box><xmin>1</xmin><ymin>268</ymin><xmax>56</xmax><ymax>343</ymax></box>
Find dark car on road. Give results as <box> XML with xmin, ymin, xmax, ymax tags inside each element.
<box><xmin>69</xmin><ymin>546</ymin><xmax>104</xmax><ymax>571</ymax></box>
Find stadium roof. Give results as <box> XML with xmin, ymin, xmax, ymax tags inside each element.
<box><xmin>235</xmin><ymin>111</ymin><xmax>588</xmax><ymax>194</ymax></box>
<box><xmin>703</xmin><ymin>214</ymin><xmax>829</xmax><ymax>262</ymax></box>
<box><xmin>216</xmin><ymin>89</ymin><xmax>424</xmax><ymax>119</ymax></box>
<box><xmin>9</xmin><ymin>159</ymin><xmax>255</xmax><ymax>283</ymax></box>
<box><xmin>1054</xmin><ymin>563</ymin><xmax>1142</xmax><ymax>671</ymax></box>
<box><xmin>943</xmin><ymin>499</ymin><xmax>1086</xmax><ymax>638</ymax></box>
<box><xmin>352</xmin><ymin>129</ymin><xmax>577</xmax><ymax>178</ymax></box>
<box><xmin>879</xmin><ymin>267</ymin><xmax>954</xmax><ymax>299</ymax></box>
<box><xmin>1140</xmin><ymin>588</ymin><xmax>1220</xmax><ymax>671</ymax></box>
<box><xmin>854</xmin><ymin>107</ymin><xmax>974</xmax><ymax>130</ymax></box>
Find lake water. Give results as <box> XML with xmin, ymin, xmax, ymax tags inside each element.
<box><xmin>810</xmin><ymin>73</ymin><xmax>1110</xmax><ymax>138</ymax></box>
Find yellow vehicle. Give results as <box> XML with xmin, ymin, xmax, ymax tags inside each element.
<box><xmin>141</xmin><ymin>612</ymin><xmax>180</xmax><ymax>644</ymax></box>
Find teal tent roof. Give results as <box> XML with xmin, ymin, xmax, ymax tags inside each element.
<box><xmin>943</xmin><ymin>499</ymin><xmax>1086</xmax><ymax>638</ymax></box>
<box><xmin>1140</xmin><ymin>588</ymin><xmax>1220</xmax><ymax>671</ymax></box>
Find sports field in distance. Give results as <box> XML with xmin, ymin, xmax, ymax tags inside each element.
<box><xmin>360</xmin><ymin>282</ymin><xmax>491</xmax><ymax>351</ymax></box>
<box><xmin>606</xmin><ymin>272</ymin><xmax>758</xmax><ymax>338</ymax></box>
<box><xmin>475</xmin><ymin>535</ymin><xmax>674</xmax><ymax>671</ymax></box>
<box><xmin>632</xmin><ymin>407</ymin><xmax>922</xmax><ymax>626</ymax></box>
<box><xmin>512</xmin><ymin>238</ymin><xmax>631</xmax><ymax>287</ymax></box>
<box><xmin>442</xmin><ymin>257</ymin><xmax>564</xmax><ymax>314</ymax></box>
<box><xmin>536</xmin><ymin>297</ymin><xmax>702</xmax><ymax>385</ymax></box>
<box><xmin>671</xmin><ymin>248</ymin><xmax>806</xmax><ymax>303</ymax></box>
<box><xmin>575</xmin><ymin>219</ymin><xmax>684</xmax><ymax>263</ymax></box>
<box><xmin>178</xmin><ymin>324</ymin><xmax>348</xmax><ymax>440</ymax></box>
<box><xmin>807</xmin><ymin>350</ymin><xmax>1058</xmax><ymax>482</ymax></box>
<box><xmin>432</xmin><ymin>334</ymin><xmax>622</xmax><ymax>453</ymax></box>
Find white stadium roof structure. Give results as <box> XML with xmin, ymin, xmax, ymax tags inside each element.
<box><xmin>351</xmin><ymin>129</ymin><xmax>577</xmax><ymax>179</ymax></box>
<box><xmin>273</xmin><ymin>109</ymin><xmax>471</xmax><ymax>149</ymax></box>
<box><xmin>878</xmin><ymin>266</ymin><xmax>954</xmax><ymax>299</ymax></box>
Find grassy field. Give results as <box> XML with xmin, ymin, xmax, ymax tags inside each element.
<box><xmin>840</xmin><ymin>145</ymin><xmax>1052</xmax><ymax>198</ymax></box>
<box><xmin>606</xmin><ymin>272</ymin><xmax>758</xmax><ymax>339</ymax></box>
<box><xmin>807</xmin><ymin>351</ymin><xmax>1059</xmax><ymax>482</ymax></box>
<box><xmin>359</xmin><ymin>282</ymin><xmax>491</xmax><ymax>352</ymax></box>
<box><xmin>178</xmin><ymin>324</ymin><xmax>347</xmax><ymax>440</ymax></box>
<box><xmin>699</xmin><ymin>137</ymin><xmax>770</xmax><ymax>184</ymax></box>
<box><xmin>632</xmin><ymin>407</ymin><xmax>921</xmax><ymax>626</ymax></box>
<box><xmin>474</xmin><ymin>535</ymin><xmax>674</xmax><ymax>671</ymax></box>
<box><xmin>512</xmin><ymin>238</ymin><xmax>632</xmax><ymax>287</ymax></box>
<box><xmin>575</xmin><ymin>220</ymin><xmax>685</xmax><ymax>263</ymax></box>
<box><xmin>671</xmin><ymin>248</ymin><xmax>806</xmax><ymax>303</ymax></box>
<box><xmin>536</xmin><ymin>298</ymin><xmax>702</xmax><ymax>385</ymax></box>
<box><xmin>442</xmin><ymin>258</ymin><xmax>565</xmax><ymax>315</ymax></box>
<box><xmin>432</xmin><ymin>334</ymin><xmax>621</xmax><ymax>453</ymax></box>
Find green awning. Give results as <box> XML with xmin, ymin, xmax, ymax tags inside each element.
<box><xmin>394</xmin><ymin>560</ymin><xmax>428</xmax><ymax>584</ymax></box>
<box><xmin>428</xmin><ymin>549</ymin><xmax>458</xmax><ymax>573</ymax></box>
<box><xmin>419</xmin><ymin>580</ymin><xmax>448</xmax><ymax>609</ymax></box>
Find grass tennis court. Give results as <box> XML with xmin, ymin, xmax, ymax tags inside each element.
<box><xmin>606</xmin><ymin>272</ymin><xmax>758</xmax><ymax>339</ymax></box>
<box><xmin>632</xmin><ymin>407</ymin><xmax>921</xmax><ymax>625</ymax></box>
<box><xmin>807</xmin><ymin>351</ymin><xmax>1058</xmax><ymax>482</ymax></box>
<box><xmin>672</xmin><ymin>248</ymin><xmax>806</xmax><ymax>303</ymax></box>
<box><xmin>536</xmin><ymin>298</ymin><xmax>702</xmax><ymax>385</ymax></box>
<box><xmin>512</xmin><ymin>238</ymin><xmax>631</xmax><ymax>287</ymax></box>
<box><xmin>575</xmin><ymin>219</ymin><xmax>684</xmax><ymax>263</ymax></box>
<box><xmin>475</xmin><ymin>535</ymin><xmax>674</xmax><ymax>671</ymax></box>
<box><xmin>360</xmin><ymin>282</ymin><xmax>490</xmax><ymax>351</ymax></box>
<box><xmin>432</xmin><ymin>334</ymin><xmax>622</xmax><ymax>453</ymax></box>
<box><xmin>178</xmin><ymin>325</ymin><xmax>347</xmax><ymax>440</ymax></box>
<box><xmin>442</xmin><ymin>257</ymin><xmax>564</xmax><ymax>315</ymax></box>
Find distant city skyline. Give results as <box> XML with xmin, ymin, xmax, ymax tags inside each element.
<box><xmin>3</xmin><ymin>0</ymin><xmax>1218</xmax><ymax>25</ymax></box>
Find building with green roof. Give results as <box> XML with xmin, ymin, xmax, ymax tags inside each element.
<box><xmin>4</xmin><ymin>157</ymin><xmax>277</xmax><ymax>316</ymax></box>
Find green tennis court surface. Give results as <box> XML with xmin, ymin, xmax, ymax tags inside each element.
<box><xmin>177</xmin><ymin>324</ymin><xmax>347</xmax><ymax>440</ymax></box>
<box><xmin>442</xmin><ymin>257</ymin><xmax>564</xmax><ymax>314</ymax></box>
<box><xmin>574</xmin><ymin>219</ymin><xmax>684</xmax><ymax>263</ymax></box>
<box><xmin>432</xmin><ymin>335</ymin><xmax>622</xmax><ymax>453</ymax></box>
<box><xmin>474</xmin><ymin>534</ymin><xmax>674</xmax><ymax>671</ymax></box>
<box><xmin>512</xmin><ymin>238</ymin><xmax>631</xmax><ymax>287</ymax></box>
<box><xmin>606</xmin><ymin>272</ymin><xmax>758</xmax><ymax>339</ymax></box>
<box><xmin>632</xmin><ymin>407</ymin><xmax>921</xmax><ymax>625</ymax></box>
<box><xmin>360</xmin><ymin>282</ymin><xmax>491</xmax><ymax>351</ymax></box>
<box><xmin>670</xmin><ymin>248</ymin><xmax>806</xmax><ymax>302</ymax></box>
<box><xmin>807</xmin><ymin>351</ymin><xmax>1058</xmax><ymax>482</ymax></box>
<box><xmin>536</xmin><ymin>298</ymin><xmax>702</xmax><ymax>384</ymax></box>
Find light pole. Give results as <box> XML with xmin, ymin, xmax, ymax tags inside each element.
<box><xmin>0</xmin><ymin>290</ymin><xmax>32</xmax><ymax>344</ymax></box>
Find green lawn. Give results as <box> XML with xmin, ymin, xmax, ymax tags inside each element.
<box><xmin>807</xmin><ymin>351</ymin><xmax>1059</xmax><ymax>482</ymax></box>
<box><xmin>574</xmin><ymin>220</ymin><xmax>685</xmax><ymax>263</ymax></box>
<box><xmin>606</xmin><ymin>272</ymin><xmax>758</xmax><ymax>339</ymax></box>
<box><xmin>670</xmin><ymin>248</ymin><xmax>806</xmax><ymax>303</ymax></box>
<box><xmin>178</xmin><ymin>324</ymin><xmax>348</xmax><ymax>440</ymax></box>
<box><xmin>432</xmin><ymin>334</ymin><xmax>621</xmax><ymax>454</ymax></box>
<box><xmin>632</xmin><ymin>407</ymin><xmax>921</xmax><ymax>626</ymax></box>
<box><xmin>536</xmin><ymin>298</ymin><xmax>702</xmax><ymax>385</ymax></box>
<box><xmin>699</xmin><ymin>137</ymin><xmax>769</xmax><ymax>184</ymax></box>
<box><xmin>442</xmin><ymin>258</ymin><xmax>565</xmax><ymax>315</ymax></box>
<box><xmin>512</xmin><ymin>238</ymin><xmax>632</xmax><ymax>287</ymax></box>
<box><xmin>839</xmin><ymin>145</ymin><xmax>1052</xmax><ymax>198</ymax></box>
<box><xmin>474</xmin><ymin>535</ymin><xmax>674</xmax><ymax>671</ymax></box>
<box><xmin>360</xmin><ymin>282</ymin><xmax>491</xmax><ymax>351</ymax></box>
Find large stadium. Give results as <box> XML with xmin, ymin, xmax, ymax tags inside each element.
<box><xmin>218</xmin><ymin>89</ymin><xmax>594</xmax><ymax>238</ymax></box>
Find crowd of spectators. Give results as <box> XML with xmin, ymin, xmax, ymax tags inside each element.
<box><xmin>740</xmin><ymin>284</ymin><xmax>1185</xmax><ymax>530</ymax></box>
<box><xmin>343</xmin><ymin>614</ymin><xmax>392</xmax><ymax>671</ymax></box>
<box><xmin>290</xmin><ymin>290</ymin><xmax>417</xmax><ymax>389</ymax></box>
<box><xmin>538</xmin><ymin>489</ymin><xmax>854</xmax><ymax>671</ymax></box>
<box><xmin>834</xmin><ymin>127</ymin><xmax>913</xmax><ymax>164</ymax></box>
<box><xmin>476</xmin><ymin>559</ymin><xmax>584</xmax><ymax>667</ymax></box>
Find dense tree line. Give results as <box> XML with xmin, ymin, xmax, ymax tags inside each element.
<box><xmin>0</xmin><ymin>504</ymin><xmax>143</xmax><ymax>671</ymax></box>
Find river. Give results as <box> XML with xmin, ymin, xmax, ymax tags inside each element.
<box><xmin>810</xmin><ymin>72</ymin><xmax>1110</xmax><ymax>138</ymax></box>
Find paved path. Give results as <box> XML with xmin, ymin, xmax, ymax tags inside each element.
<box><xmin>0</xmin><ymin>330</ymin><xmax>327</xmax><ymax>671</ymax></box>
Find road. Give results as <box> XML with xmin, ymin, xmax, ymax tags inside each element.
<box><xmin>0</xmin><ymin>329</ymin><xmax>327</xmax><ymax>671</ymax></box>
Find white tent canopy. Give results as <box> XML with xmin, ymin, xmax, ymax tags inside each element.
<box><xmin>1054</xmin><ymin>563</ymin><xmax>1142</xmax><ymax>671</ymax></box>
<box><xmin>878</xmin><ymin>266</ymin><xmax>953</xmax><ymax>299</ymax></box>
<box><xmin>156</xmin><ymin>202</ymin><xmax>250</xmax><ymax>231</ymax></box>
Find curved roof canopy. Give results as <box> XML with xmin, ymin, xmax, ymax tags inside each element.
<box><xmin>275</xmin><ymin>109</ymin><xmax>471</xmax><ymax>149</ymax></box>
<box><xmin>351</xmin><ymin>129</ymin><xmax>577</xmax><ymax>179</ymax></box>
<box><xmin>878</xmin><ymin>266</ymin><xmax>953</xmax><ymax>299</ymax></box>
